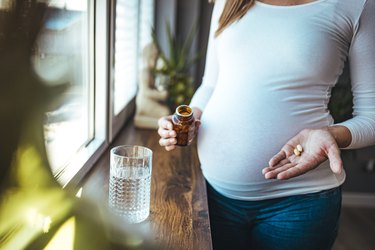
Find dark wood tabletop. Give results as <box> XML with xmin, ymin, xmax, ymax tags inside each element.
<box><xmin>80</xmin><ymin>120</ymin><xmax>212</xmax><ymax>250</ymax></box>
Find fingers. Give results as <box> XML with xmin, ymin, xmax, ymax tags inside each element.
<box><xmin>276</xmin><ymin>164</ymin><xmax>309</xmax><ymax>180</ymax></box>
<box><xmin>158</xmin><ymin>116</ymin><xmax>177</xmax><ymax>150</ymax></box>
<box><xmin>165</xmin><ymin>145</ymin><xmax>176</xmax><ymax>151</ymax></box>
<box><xmin>268</xmin><ymin>151</ymin><xmax>287</xmax><ymax>167</ymax></box>
<box><xmin>158</xmin><ymin>127</ymin><xmax>176</xmax><ymax>138</ymax></box>
<box><xmin>157</xmin><ymin>116</ymin><xmax>175</xmax><ymax>140</ymax></box>
<box><xmin>158</xmin><ymin>116</ymin><xmax>173</xmax><ymax>130</ymax></box>
<box><xmin>158</xmin><ymin>137</ymin><xmax>177</xmax><ymax>147</ymax></box>
<box><xmin>264</xmin><ymin>152</ymin><xmax>316</xmax><ymax>180</ymax></box>
<box><xmin>263</xmin><ymin>161</ymin><xmax>297</xmax><ymax>179</ymax></box>
<box><xmin>266</xmin><ymin>162</ymin><xmax>314</xmax><ymax>180</ymax></box>
<box><xmin>327</xmin><ymin>144</ymin><xmax>343</xmax><ymax>174</ymax></box>
<box><xmin>263</xmin><ymin>158</ymin><xmax>290</xmax><ymax>174</ymax></box>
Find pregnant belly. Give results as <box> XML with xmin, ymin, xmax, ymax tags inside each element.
<box><xmin>197</xmin><ymin>93</ymin><xmax>330</xmax><ymax>184</ymax></box>
<box><xmin>197</xmin><ymin>120</ymin><xmax>282</xmax><ymax>184</ymax></box>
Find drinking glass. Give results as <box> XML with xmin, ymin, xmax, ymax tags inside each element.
<box><xmin>109</xmin><ymin>145</ymin><xmax>152</xmax><ymax>223</ymax></box>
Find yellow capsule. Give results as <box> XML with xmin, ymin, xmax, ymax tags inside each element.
<box><xmin>294</xmin><ymin>148</ymin><xmax>301</xmax><ymax>156</ymax></box>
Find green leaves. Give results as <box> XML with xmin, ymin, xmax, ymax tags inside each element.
<box><xmin>152</xmin><ymin>21</ymin><xmax>201</xmax><ymax>111</ymax></box>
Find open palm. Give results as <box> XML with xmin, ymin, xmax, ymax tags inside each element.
<box><xmin>262</xmin><ymin>128</ymin><xmax>343</xmax><ymax>180</ymax></box>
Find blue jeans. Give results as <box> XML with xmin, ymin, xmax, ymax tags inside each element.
<box><xmin>207</xmin><ymin>184</ymin><xmax>342</xmax><ymax>250</ymax></box>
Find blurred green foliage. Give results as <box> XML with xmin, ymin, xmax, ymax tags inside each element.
<box><xmin>0</xmin><ymin>1</ymin><xmax>155</xmax><ymax>249</ymax></box>
<box><xmin>152</xmin><ymin>22</ymin><xmax>200</xmax><ymax>112</ymax></box>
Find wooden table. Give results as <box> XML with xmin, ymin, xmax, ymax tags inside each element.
<box><xmin>81</xmin><ymin>121</ymin><xmax>212</xmax><ymax>250</ymax></box>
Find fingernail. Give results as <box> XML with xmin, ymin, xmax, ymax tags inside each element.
<box><xmin>170</xmin><ymin>138</ymin><xmax>176</xmax><ymax>144</ymax></box>
<box><xmin>169</xmin><ymin>131</ymin><xmax>175</xmax><ymax>137</ymax></box>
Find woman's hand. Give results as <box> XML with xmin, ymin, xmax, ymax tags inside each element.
<box><xmin>262</xmin><ymin>128</ymin><xmax>344</xmax><ymax>180</ymax></box>
<box><xmin>157</xmin><ymin>107</ymin><xmax>202</xmax><ymax>151</ymax></box>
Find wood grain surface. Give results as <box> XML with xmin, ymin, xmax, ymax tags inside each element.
<box><xmin>80</xmin><ymin>121</ymin><xmax>212</xmax><ymax>249</ymax></box>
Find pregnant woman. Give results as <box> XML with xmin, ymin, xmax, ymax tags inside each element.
<box><xmin>158</xmin><ymin>0</ymin><xmax>375</xmax><ymax>249</ymax></box>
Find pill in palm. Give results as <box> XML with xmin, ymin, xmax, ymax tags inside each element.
<box><xmin>294</xmin><ymin>148</ymin><xmax>301</xmax><ymax>156</ymax></box>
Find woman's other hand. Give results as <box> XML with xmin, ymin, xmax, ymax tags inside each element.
<box><xmin>262</xmin><ymin>128</ymin><xmax>344</xmax><ymax>180</ymax></box>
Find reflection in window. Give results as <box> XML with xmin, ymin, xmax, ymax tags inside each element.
<box><xmin>33</xmin><ymin>0</ymin><xmax>93</xmax><ymax>176</ymax></box>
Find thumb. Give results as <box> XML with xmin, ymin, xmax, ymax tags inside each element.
<box><xmin>327</xmin><ymin>144</ymin><xmax>343</xmax><ymax>174</ymax></box>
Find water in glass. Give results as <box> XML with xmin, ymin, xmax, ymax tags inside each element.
<box><xmin>109</xmin><ymin>146</ymin><xmax>152</xmax><ymax>223</ymax></box>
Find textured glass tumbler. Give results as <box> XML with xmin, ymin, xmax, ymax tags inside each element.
<box><xmin>109</xmin><ymin>145</ymin><xmax>152</xmax><ymax>223</ymax></box>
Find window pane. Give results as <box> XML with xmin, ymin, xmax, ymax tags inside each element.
<box><xmin>33</xmin><ymin>0</ymin><xmax>93</xmax><ymax>175</ymax></box>
<box><xmin>113</xmin><ymin>0</ymin><xmax>139</xmax><ymax>115</ymax></box>
<box><xmin>139</xmin><ymin>0</ymin><xmax>155</xmax><ymax>53</ymax></box>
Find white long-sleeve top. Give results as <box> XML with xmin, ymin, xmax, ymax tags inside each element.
<box><xmin>190</xmin><ymin>0</ymin><xmax>375</xmax><ymax>200</ymax></box>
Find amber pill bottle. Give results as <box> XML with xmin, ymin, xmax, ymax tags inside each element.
<box><xmin>172</xmin><ymin>105</ymin><xmax>195</xmax><ymax>146</ymax></box>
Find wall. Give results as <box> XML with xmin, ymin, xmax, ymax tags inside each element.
<box><xmin>155</xmin><ymin>0</ymin><xmax>213</xmax><ymax>88</ymax></box>
<box><xmin>342</xmin><ymin>147</ymin><xmax>375</xmax><ymax>194</ymax></box>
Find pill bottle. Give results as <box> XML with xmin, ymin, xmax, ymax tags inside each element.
<box><xmin>172</xmin><ymin>105</ymin><xmax>195</xmax><ymax>146</ymax></box>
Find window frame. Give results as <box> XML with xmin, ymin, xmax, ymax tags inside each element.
<box><xmin>57</xmin><ymin>0</ymin><xmax>109</xmax><ymax>188</ymax></box>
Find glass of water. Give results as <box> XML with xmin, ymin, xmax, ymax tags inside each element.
<box><xmin>109</xmin><ymin>145</ymin><xmax>152</xmax><ymax>223</ymax></box>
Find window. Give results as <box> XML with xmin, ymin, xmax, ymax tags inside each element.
<box><xmin>34</xmin><ymin>0</ymin><xmax>94</xmax><ymax>183</ymax></box>
<box><xmin>35</xmin><ymin>0</ymin><xmax>155</xmax><ymax>187</ymax></box>
<box><xmin>113</xmin><ymin>0</ymin><xmax>139</xmax><ymax>116</ymax></box>
<box><xmin>34</xmin><ymin>0</ymin><xmax>105</xmax><ymax>186</ymax></box>
<box><xmin>139</xmin><ymin>0</ymin><xmax>155</xmax><ymax>53</ymax></box>
<box><xmin>110</xmin><ymin>0</ymin><xmax>155</xmax><ymax>139</ymax></box>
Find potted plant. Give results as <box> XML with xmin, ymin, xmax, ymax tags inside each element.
<box><xmin>152</xmin><ymin>22</ymin><xmax>201</xmax><ymax>112</ymax></box>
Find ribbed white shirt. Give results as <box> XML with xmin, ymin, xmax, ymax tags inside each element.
<box><xmin>190</xmin><ymin>0</ymin><xmax>375</xmax><ymax>200</ymax></box>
